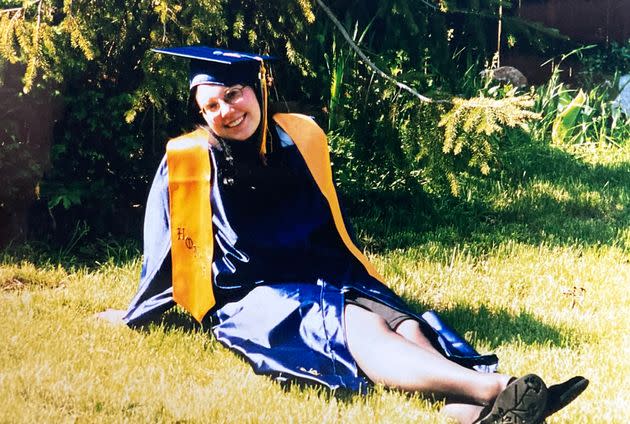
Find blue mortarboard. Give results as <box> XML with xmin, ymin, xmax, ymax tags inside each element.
<box><xmin>152</xmin><ymin>46</ymin><xmax>273</xmax><ymax>89</ymax></box>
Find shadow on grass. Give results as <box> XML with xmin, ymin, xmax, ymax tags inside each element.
<box><xmin>350</xmin><ymin>141</ymin><xmax>629</xmax><ymax>253</ymax></box>
<box><xmin>438</xmin><ymin>304</ymin><xmax>574</xmax><ymax>349</ymax></box>
<box><xmin>398</xmin><ymin>295</ymin><xmax>576</xmax><ymax>349</ymax></box>
<box><xmin>135</xmin><ymin>307</ymin><xmax>207</xmax><ymax>334</ymax></box>
<box><xmin>0</xmin><ymin>237</ymin><xmax>141</xmax><ymax>271</ymax></box>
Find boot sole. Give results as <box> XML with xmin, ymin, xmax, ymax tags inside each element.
<box><xmin>478</xmin><ymin>374</ymin><xmax>548</xmax><ymax>424</ymax></box>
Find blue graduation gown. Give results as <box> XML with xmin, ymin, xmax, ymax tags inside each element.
<box><xmin>124</xmin><ymin>122</ymin><xmax>498</xmax><ymax>391</ymax></box>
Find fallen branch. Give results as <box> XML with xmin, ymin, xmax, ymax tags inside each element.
<box><xmin>0</xmin><ymin>0</ymin><xmax>42</xmax><ymax>15</ymax></box>
<box><xmin>314</xmin><ymin>0</ymin><xmax>451</xmax><ymax>104</ymax></box>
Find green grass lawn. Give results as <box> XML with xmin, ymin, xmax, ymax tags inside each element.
<box><xmin>1</xmin><ymin>141</ymin><xmax>629</xmax><ymax>423</ymax></box>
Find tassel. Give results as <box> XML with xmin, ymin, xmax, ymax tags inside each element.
<box><xmin>257</xmin><ymin>59</ymin><xmax>270</xmax><ymax>160</ymax></box>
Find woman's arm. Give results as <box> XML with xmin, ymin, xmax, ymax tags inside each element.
<box><xmin>123</xmin><ymin>155</ymin><xmax>176</xmax><ymax>326</ymax></box>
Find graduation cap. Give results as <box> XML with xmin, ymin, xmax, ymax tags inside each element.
<box><xmin>152</xmin><ymin>46</ymin><xmax>273</xmax><ymax>89</ymax></box>
<box><xmin>153</xmin><ymin>46</ymin><xmax>274</xmax><ymax>156</ymax></box>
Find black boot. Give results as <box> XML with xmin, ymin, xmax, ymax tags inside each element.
<box><xmin>543</xmin><ymin>376</ymin><xmax>589</xmax><ymax>419</ymax></box>
<box><xmin>475</xmin><ymin>374</ymin><xmax>548</xmax><ymax>424</ymax></box>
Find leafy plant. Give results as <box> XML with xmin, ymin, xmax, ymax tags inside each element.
<box><xmin>532</xmin><ymin>60</ymin><xmax>630</xmax><ymax>148</ymax></box>
<box><xmin>551</xmin><ymin>89</ymin><xmax>587</xmax><ymax>144</ymax></box>
<box><xmin>526</xmin><ymin>43</ymin><xmax>630</xmax><ymax>151</ymax></box>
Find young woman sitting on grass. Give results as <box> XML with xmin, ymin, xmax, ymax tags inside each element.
<box><xmin>99</xmin><ymin>46</ymin><xmax>588</xmax><ymax>424</ymax></box>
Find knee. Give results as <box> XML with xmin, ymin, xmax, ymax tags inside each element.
<box><xmin>395</xmin><ymin>319</ymin><xmax>440</xmax><ymax>353</ymax></box>
<box><xmin>394</xmin><ymin>319</ymin><xmax>421</xmax><ymax>338</ymax></box>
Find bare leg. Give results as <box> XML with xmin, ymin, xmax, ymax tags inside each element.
<box><xmin>395</xmin><ymin>318</ymin><xmax>499</xmax><ymax>423</ymax></box>
<box><xmin>344</xmin><ymin>304</ymin><xmax>511</xmax><ymax>422</ymax></box>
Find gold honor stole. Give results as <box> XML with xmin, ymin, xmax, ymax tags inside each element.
<box><xmin>166</xmin><ymin>129</ymin><xmax>215</xmax><ymax>323</ymax></box>
<box><xmin>166</xmin><ymin>114</ymin><xmax>384</xmax><ymax>322</ymax></box>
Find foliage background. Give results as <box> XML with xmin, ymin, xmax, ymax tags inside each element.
<box><xmin>0</xmin><ymin>0</ymin><xmax>628</xmax><ymax>248</ymax></box>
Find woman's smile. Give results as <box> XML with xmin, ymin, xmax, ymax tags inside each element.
<box><xmin>226</xmin><ymin>114</ymin><xmax>245</xmax><ymax>128</ymax></box>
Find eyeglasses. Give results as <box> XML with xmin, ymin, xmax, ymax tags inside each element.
<box><xmin>200</xmin><ymin>85</ymin><xmax>245</xmax><ymax>115</ymax></box>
